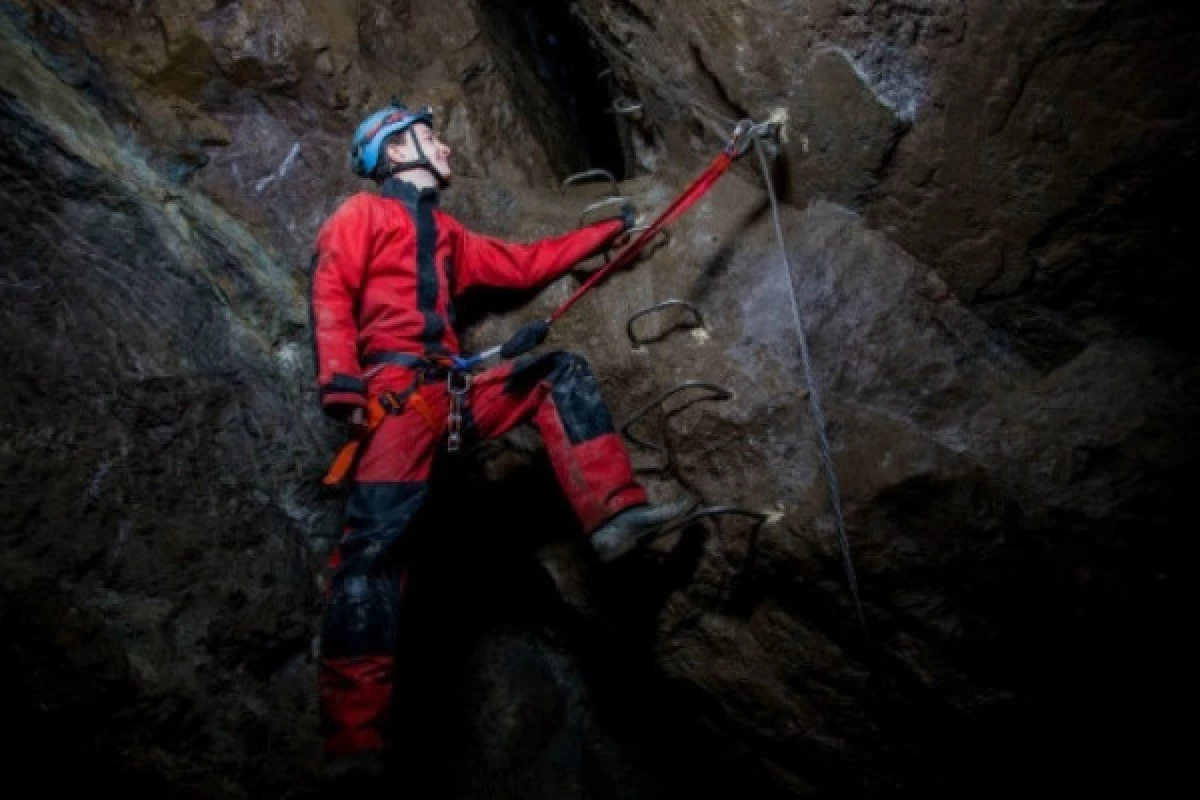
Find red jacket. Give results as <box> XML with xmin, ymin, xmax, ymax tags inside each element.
<box><xmin>311</xmin><ymin>178</ymin><xmax>624</xmax><ymax>415</ymax></box>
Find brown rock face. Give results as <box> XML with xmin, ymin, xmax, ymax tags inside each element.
<box><xmin>575</xmin><ymin>1</ymin><xmax>1200</xmax><ymax>352</ymax></box>
<box><xmin>3</xmin><ymin>0</ymin><xmax>625</xmax><ymax>268</ymax></box>
<box><xmin>1</xmin><ymin>1</ymin><xmax>1195</xmax><ymax>798</ymax></box>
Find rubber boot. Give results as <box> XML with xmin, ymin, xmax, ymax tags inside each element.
<box><xmin>590</xmin><ymin>496</ymin><xmax>695</xmax><ymax>563</ymax></box>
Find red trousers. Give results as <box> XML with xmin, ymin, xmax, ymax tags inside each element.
<box><xmin>319</xmin><ymin>351</ymin><xmax>647</xmax><ymax>756</ymax></box>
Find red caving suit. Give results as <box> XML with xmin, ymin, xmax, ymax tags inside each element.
<box><xmin>310</xmin><ymin>177</ymin><xmax>648</xmax><ymax>756</ymax></box>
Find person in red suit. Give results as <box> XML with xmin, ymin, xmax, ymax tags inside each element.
<box><xmin>310</xmin><ymin>102</ymin><xmax>691</xmax><ymax>780</ymax></box>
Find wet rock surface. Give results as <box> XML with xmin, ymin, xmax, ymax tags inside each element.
<box><xmin>2</xmin><ymin>1</ymin><xmax>1196</xmax><ymax>798</ymax></box>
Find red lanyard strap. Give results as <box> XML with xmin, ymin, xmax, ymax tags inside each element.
<box><xmin>497</xmin><ymin>116</ymin><xmax>781</xmax><ymax>363</ymax></box>
<box><xmin>548</xmin><ymin>151</ymin><xmax>734</xmax><ymax>324</ymax></box>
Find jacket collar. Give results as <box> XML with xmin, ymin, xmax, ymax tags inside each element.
<box><xmin>381</xmin><ymin>177</ymin><xmax>440</xmax><ymax>212</ymax></box>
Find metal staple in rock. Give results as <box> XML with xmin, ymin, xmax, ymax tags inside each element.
<box><xmin>562</xmin><ymin>168</ymin><xmax>619</xmax><ymax>196</ymax></box>
<box><xmin>625</xmin><ymin>299</ymin><xmax>707</xmax><ymax>347</ymax></box>
<box><xmin>620</xmin><ymin>380</ymin><xmax>734</xmax><ymax>472</ymax></box>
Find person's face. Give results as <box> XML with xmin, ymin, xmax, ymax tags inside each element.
<box><xmin>387</xmin><ymin>122</ymin><xmax>452</xmax><ymax>179</ymax></box>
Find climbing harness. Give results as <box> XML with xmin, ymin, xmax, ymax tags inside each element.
<box><xmin>321</xmin><ymin>353</ymin><xmax>477</xmax><ymax>486</ymax></box>
<box><xmin>322</xmin><ymin>393</ymin><xmax>390</xmax><ymax>486</ymax></box>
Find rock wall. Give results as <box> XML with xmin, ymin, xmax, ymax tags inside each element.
<box><xmin>573</xmin><ymin>0</ymin><xmax>1200</xmax><ymax>359</ymax></box>
<box><xmin>3</xmin><ymin>0</ymin><xmax>613</xmax><ymax>266</ymax></box>
<box><xmin>1</xmin><ymin>11</ymin><xmax>328</xmax><ymax>794</ymax></box>
<box><xmin>461</xmin><ymin>168</ymin><xmax>1196</xmax><ymax>797</ymax></box>
<box><xmin>1</xmin><ymin>0</ymin><xmax>1196</xmax><ymax>797</ymax></box>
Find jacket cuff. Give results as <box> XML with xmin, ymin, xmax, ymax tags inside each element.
<box><xmin>599</xmin><ymin>218</ymin><xmax>629</xmax><ymax>259</ymax></box>
<box><xmin>598</xmin><ymin>216</ymin><xmax>627</xmax><ymax>236</ymax></box>
<box><xmin>320</xmin><ymin>373</ymin><xmax>367</xmax><ymax>413</ymax></box>
<box><xmin>618</xmin><ymin>203</ymin><xmax>636</xmax><ymax>232</ymax></box>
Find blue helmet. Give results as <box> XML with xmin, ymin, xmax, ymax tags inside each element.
<box><xmin>350</xmin><ymin>102</ymin><xmax>435</xmax><ymax>178</ymax></box>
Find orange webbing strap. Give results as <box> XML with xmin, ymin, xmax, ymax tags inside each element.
<box><xmin>321</xmin><ymin>395</ymin><xmax>389</xmax><ymax>486</ymax></box>
<box><xmin>407</xmin><ymin>390</ymin><xmax>440</xmax><ymax>432</ymax></box>
<box><xmin>321</xmin><ymin>385</ymin><xmax>444</xmax><ymax>486</ymax></box>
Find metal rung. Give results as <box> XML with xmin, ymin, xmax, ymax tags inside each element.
<box><xmin>609</xmin><ymin>97</ymin><xmax>643</xmax><ymax>115</ymax></box>
<box><xmin>621</xmin><ymin>380</ymin><xmax>733</xmax><ymax>471</ymax></box>
<box><xmin>657</xmin><ymin>505</ymin><xmax>769</xmax><ymax>539</ymax></box>
<box><xmin>626</xmin><ymin>300</ymin><xmax>707</xmax><ymax>347</ymax></box>
<box><xmin>578</xmin><ymin>196</ymin><xmax>629</xmax><ymax>228</ymax></box>
<box><xmin>562</xmin><ymin>169</ymin><xmax>619</xmax><ymax>197</ymax></box>
<box><xmin>606</xmin><ymin>224</ymin><xmax>669</xmax><ymax>262</ymax></box>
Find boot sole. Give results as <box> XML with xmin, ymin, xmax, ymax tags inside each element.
<box><xmin>594</xmin><ymin>499</ymin><xmax>696</xmax><ymax>563</ymax></box>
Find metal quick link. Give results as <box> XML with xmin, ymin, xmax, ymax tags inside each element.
<box><xmin>445</xmin><ymin>369</ymin><xmax>470</xmax><ymax>452</ymax></box>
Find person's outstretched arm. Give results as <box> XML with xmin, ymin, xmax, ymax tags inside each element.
<box><xmin>452</xmin><ymin>207</ymin><xmax>632</xmax><ymax>293</ymax></box>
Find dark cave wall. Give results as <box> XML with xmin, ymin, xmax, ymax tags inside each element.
<box><xmin>0</xmin><ymin>27</ymin><xmax>328</xmax><ymax>793</ymax></box>
<box><xmin>1</xmin><ymin>1</ymin><xmax>1197</xmax><ymax>798</ymax></box>
<box><xmin>471</xmin><ymin>0</ymin><xmax>629</xmax><ymax>180</ymax></box>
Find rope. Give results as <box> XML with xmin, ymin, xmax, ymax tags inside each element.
<box><xmin>753</xmin><ymin>139</ymin><xmax>871</xmax><ymax>642</ymax></box>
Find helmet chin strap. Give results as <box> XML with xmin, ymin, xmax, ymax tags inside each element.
<box><xmin>386</xmin><ymin>129</ymin><xmax>448</xmax><ymax>187</ymax></box>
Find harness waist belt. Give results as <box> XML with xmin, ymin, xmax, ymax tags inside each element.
<box><xmin>362</xmin><ymin>351</ymin><xmax>429</xmax><ymax>369</ymax></box>
<box><xmin>362</xmin><ymin>350</ymin><xmax>463</xmax><ymax>380</ymax></box>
